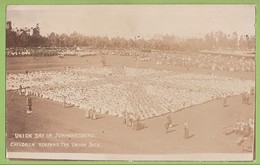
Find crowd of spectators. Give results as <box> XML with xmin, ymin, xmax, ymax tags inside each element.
<box><xmin>6</xmin><ymin>47</ymin><xmax>255</xmax><ymax>72</ymax></box>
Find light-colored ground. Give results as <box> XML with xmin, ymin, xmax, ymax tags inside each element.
<box><xmin>6</xmin><ymin>55</ymin><xmax>255</xmax><ymax>154</ymax></box>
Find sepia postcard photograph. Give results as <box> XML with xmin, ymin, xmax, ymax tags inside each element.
<box><xmin>5</xmin><ymin>5</ymin><xmax>256</xmax><ymax>161</ymax></box>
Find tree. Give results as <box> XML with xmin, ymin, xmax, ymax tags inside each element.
<box><xmin>229</xmin><ymin>32</ymin><xmax>238</xmax><ymax>50</ymax></box>
<box><xmin>29</xmin><ymin>24</ymin><xmax>41</xmax><ymax>47</ymax></box>
<box><xmin>6</xmin><ymin>21</ymin><xmax>18</xmax><ymax>48</ymax></box>
<box><xmin>6</xmin><ymin>21</ymin><xmax>256</xmax><ymax>52</ymax></box>
<box><xmin>48</xmin><ymin>32</ymin><xmax>59</xmax><ymax>47</ymax></box>
<box><xmin>239</xmin><ymin>35</ymin><xmax>247</xmax><ymax>50</ymax></box>
<box><xmin>19</xmin><ymin>32</ymin><xmax>30</xmax><ymax>47</ymax></box>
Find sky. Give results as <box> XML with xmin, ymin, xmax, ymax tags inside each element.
<box><xmin>6</xmin><ymin>5</ymin><xmax>256</xmax><ymax>39</ymax></box>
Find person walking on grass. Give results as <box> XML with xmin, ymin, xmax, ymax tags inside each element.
<box><xmin>165</xmin><ymin>115</ymin><xmax>172</xmax><ymax>133</ymax></box>
<box><xmin>26</xmin><ymin>95</ymin><xmax>32</xmax><ymax>114</ymax></box>
<box><xmin>92</xmin><ymin>107</ymin><xmax>96</xmax><ymax>120</ymax></box>
<box><xmin>184</xmin><ymin>123</ymin><xmax>190</xmax><ymax>139</ymax></box>
<box><xmin>133</xmin><ymin>113</ymin><xmax>140</xmax><ymax>130</ymax></box>
<box><xmin>126</xmin><ymin>112</ymin><xmax>131</xmax><ymax>126</ymax></box>
<box><xmin>19</xmin><ymin>85</ymin><xmax>23</xmax><ymax>96</ymax></box>
<box><xmin>85</xmin><ymin>108</ymin><xmax>90</xmax><ymax>118</ymax></box>
<box><xmin>245</xmin><ymin>92</ymin><xmax>250</xmax><ymax>105</ymax></box>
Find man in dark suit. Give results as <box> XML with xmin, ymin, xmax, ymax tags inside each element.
<box><xmin>26</xmin><ymin>95</ymin><xmax>32</xmax><ymax>114</ymax></box>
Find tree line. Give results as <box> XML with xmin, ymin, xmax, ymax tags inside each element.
<box><xmin>6</xmin><ymin>21</ymin><xmax>255</xmax><ymax>52</ymax></box>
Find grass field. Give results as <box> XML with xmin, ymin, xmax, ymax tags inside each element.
<box><xmin>6</xmin><ymin>55</ymin><xmax>255</xmax><ymax>155</ymax></box>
